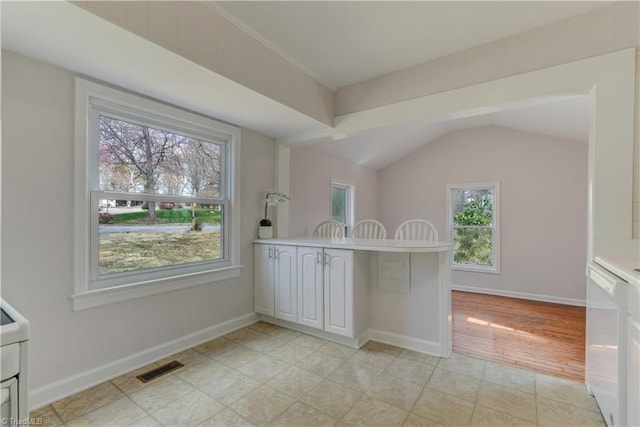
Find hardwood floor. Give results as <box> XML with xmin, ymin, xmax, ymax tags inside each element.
<box><xmin>452</xmin><ymin>290</ymin><xmax>586</xmax><ymax>382</ymax></box>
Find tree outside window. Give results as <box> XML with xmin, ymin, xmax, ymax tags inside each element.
<box><xmin>448</xmin><ymin>183</ymin><xmax>500</xmax><ymax>273</ymax></box>
<box><xmin>96</xmin><ymin>115</ymin><xmax>226</xmax><ymax>276</ymax></box>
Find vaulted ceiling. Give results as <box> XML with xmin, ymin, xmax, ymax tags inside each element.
<box><xmin>2</xmin><ymin>1</ymin><xmax>602</xmax><ymax>169</ymax></box>
<box><xmin>212</xmin><ymin>1</ymin><xmax>598</xmax><ymax>168</ymax></box>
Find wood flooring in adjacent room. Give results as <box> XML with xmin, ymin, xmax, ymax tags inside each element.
<box><xmin>452</xmin><ymin>290</ymin><xmax>586</xmax><ymax>382</ymax></box>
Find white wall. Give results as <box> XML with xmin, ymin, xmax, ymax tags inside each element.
<box><xmin>1</xmin><ymin>51</ymin><xmax>274</xmax><ymax>405</ymax></box>
<box><xmin>289</xmin><ymin>146</ymin><xmax>378</xmax><ymax>237</ymax></box>
<box><xmin>378</xmin><ymin>126</ymin><xmax>588</xmax><ymax>304</ymax></box>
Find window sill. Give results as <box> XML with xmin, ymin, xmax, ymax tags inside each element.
<box><xmin>451</xmin><ymin>264</ymin><xmax>500</xmax><ymax>274</ymax></box>
<box><xmin>71</xmin><ymin>265</ymin><xmax>243</xmax><ymax>311</ymax></box>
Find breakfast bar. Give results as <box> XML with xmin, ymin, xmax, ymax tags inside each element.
<box><xmin>253</xmin><ymin>238</ymin><xmax>452</xmax><ymax>357</ymax></box>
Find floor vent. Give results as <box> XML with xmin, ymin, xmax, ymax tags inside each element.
<box><xmin>136</xmin><ymin>360</ymin><xmax>184</xmax><ymax>383</ymax></box>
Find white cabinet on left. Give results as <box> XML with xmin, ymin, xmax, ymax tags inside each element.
<box><xmin>254</xmin><ymin>244</ymin><xmax>297</xmax><ymax>321</ymax></box>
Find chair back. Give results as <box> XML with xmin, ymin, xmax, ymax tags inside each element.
<box><xmin>394</xmin><ymin>219</ymin><xmax>439</xmax><ymax>241</ymax></box>
<box><xmin>352</xmin><ymin>219</ymin><xmax>387</xmax><ymax>239</ymax></box>
<box><xmin>313</xmin><ymin>220</ymin><xmax>345</xmax><ymax>238</ymax></box>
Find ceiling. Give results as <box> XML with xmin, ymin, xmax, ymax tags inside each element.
<box><xmin>212</xmin><ymin>1</ymin><xmax>608</xmax><ymax>90</ymax></box>
<box><xmin>307</xmin><ymin>96</ymin><xmax>591</xmax><ymax>169</ymax></box>
<box><xmin>2</xmin><ymin>1</ymin><xmax>599</xmax><ymax>171</ymax></box>
<box><xmin>211</xmin><ymin>1</ymin><xmax>598</xmax><ymax>169</ymax></box>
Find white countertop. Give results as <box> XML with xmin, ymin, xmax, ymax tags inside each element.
<box><xmin>594</xmin><ymin>239</ymin><xmax>640</xmax><ymax>290</ymax></box>
<box><xmin>254</xmin><ymin>237</ymin><xmax>450</xmax><ymax>253</ymax></box>
<box><xmin>1</xmin><ymin>299</ymin><xmax>30</xmax><ymax>346</ymax></box>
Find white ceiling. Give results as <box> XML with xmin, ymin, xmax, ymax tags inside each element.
<box><xmin>212</xmin><ymin>1</ymin><xmax>608</xmax><ymax>90</ymax></box>
<box><xmin>307</xmin><ymin>96</ymin><xmax>591</xmax><ymax>169</ymax></box>
<box><xmin>212</xmin><ymin>1</ymin><xmax>597</xmax><ymax>169</ymax></box>
<box><xmin>2</xmin><ymin>1</ymin><xmax>597</xmax><ymax>171</ymax></box>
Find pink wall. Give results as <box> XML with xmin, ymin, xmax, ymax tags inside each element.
<box><xmin>379</xmin><ymin>126</ymin><xmax>588</xmax><ymax>304</ymax></box>
<box><xmin>289</xmin><ymin>146</ymin><xmax>378</xmax><ymax>237</ymax></box>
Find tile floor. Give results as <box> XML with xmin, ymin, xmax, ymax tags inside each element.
<box><xmin>31</xmin><ymin>322</ymin><xmax>606</xmax><ymax>426</ymax></box>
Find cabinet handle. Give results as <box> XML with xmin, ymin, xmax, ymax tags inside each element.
<box><xmin>268</xmin><ymin>247</ymin><xmax>273</xmax><ymax>260</ymax></box>
<box><xmin>324</xmin><ymin>252</ymin><xmax>330</xmax><ymax>266</ymax></box>
<box><xmin>274</xmin><ymin>248</ymin><xmax>279</xmax><ymax>260</ymax></box>
<box><xmin>317</xmin><ymin>251</ymin><xmax>322</xmax><ymax>265</ymax></box>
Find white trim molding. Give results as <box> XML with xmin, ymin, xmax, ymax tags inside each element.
<box><xmin>29</xmin><ymin>313</ymin><xmax>258</xmax><ymax>411</ymax></box>
<box><xmin>451</xmin><ymin>283</ymin><xmax>586</xmax><ymax>307</ymax></box>
<box><xmin>73</xmin><ymin>77</ymin><xmax>242</xmax><ymax>311</ymax></box>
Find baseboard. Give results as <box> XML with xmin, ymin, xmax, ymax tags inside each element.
<box><xmin>367</xmin><ymin>329</ymin><xmax>443</xmax><ymax>357</ymax></box>
<box><xmin>29</xmin><ymin>312</ymin><xmax>258</xmax><ymax>410</ymax></box>
<box><xmin>451</xmin><ymin>284</ymin><xmax>586</xmax><ymax>307</ymax></box>
<box><xmin>256</xmin><ymin>314</ymin><xmax>361</xmax><ymax>348</ymax></box>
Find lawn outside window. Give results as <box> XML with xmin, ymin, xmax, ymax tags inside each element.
<box><xmin>73</xmin><ymin>78</ymin><xmax>241</xmax><ymax>310</ymax></box>
<box><xmin>446</xmin><ymin>182</ymin><xmax>500</xmax><ymax>274</ymax></box>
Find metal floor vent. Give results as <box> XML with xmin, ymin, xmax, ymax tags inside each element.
<box><xmin>136</xmin><ymin>360</ymin><xmax>184</xmax><ymax>383</ymax></box>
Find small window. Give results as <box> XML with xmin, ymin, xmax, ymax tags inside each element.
<box><xmin>331</xmin><ymin>180</ymin><xmax>354</xmax><ymax>237</ymax></box>
<box><xmin>73</xmin><ymin>78</ymin><xmax>241</xmax><ymax>310</ymax></box>
<box><xmin>447</xmin><ymin>183</ymin><xmax>500</xmax><ymax>273</ymax></box>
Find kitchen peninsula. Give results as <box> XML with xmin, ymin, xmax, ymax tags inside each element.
<box><xmin>253</xmin><ymin>237</ymin><xmax>452</xmax><ymax>357</ymax></box>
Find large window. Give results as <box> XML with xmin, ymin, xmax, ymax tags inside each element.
<box><xmin>331</xmin><ymin>180</ymin><xmax>354</xmax><ymax>236</ymax></box>
<box><xmin>447</xmin><ymin>183</ymin><xmax>500</xmax><ymax>273</ymax></box>
<box><xmin>73</xmin><ymin>78</ymin><xmax>241</xmax><ymax>310</ymax></box>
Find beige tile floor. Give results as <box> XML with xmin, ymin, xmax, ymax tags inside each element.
<box><xmin>31</xmin><ymin>322</ymin><xmax>606</xmax><ymax>426</ymax></box>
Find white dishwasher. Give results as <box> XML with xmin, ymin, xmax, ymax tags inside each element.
<box><xmin>586</xmin><ymin>262</ymin><xmax>628</xmax><ymax>427</ymax></box>
<box><xmin>0</xmin><ymin>299</ymin><xmax>30</xmax><ymax>424</ymax></box>
<box><xmin>627</xmin><ymin>283</ymin><xmax>639</xmax><ymax>427</ymax></box>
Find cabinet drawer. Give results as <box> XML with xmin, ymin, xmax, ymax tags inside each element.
<box><xmin>0</xmin><ymin>344</ymin><xmax>19</xmax><ymax>380</ymax></box>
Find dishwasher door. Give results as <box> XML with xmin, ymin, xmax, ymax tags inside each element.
<box><xmin>586</xmin><ymin>262</ymin><xmax>628</xmax><ymax>427</ymax></box>
<box><xmin>0</xmin><ymin>377</ymin><xmax>17</xmax><ymax>422</ymax></box>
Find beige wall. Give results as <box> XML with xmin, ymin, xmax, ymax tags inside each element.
<box><xmin>378</xmin><ymin>126</ymin><xmax>588</xmax><ymax>304</ymax></box>
<box><xmin>1</xmin><ymin>51</ymin><xmax>274</xmax><ymax>402</ymax></box>
<box><xmin>289</xmin><ymin>146</ymin><xmax>378</xmax><ymax>237</ymax></box>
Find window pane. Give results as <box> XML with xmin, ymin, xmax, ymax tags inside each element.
<box><xmin>453</xmin><ymin>227</ymin><xmax>493</xmax><ymax>266</ymax></box>
<box><xmin>98</xmin><ymin>202</ymin><xmax>223</xmax><ymax>275</ymax></box>
<box><xmin>332</xmin><ymin>186</ymin><xmax>347</xmax><ymax>224</ymax></box>
<box><xmin>452</xmin><ymin>188</ymin><xmax>493</xmax><ymax>226</ymax></box>
<box><xmin>98</xmin><ymin>115</ymin><xmax>223</xmax><ymax>198</ymax></box>
<box><xmin>450</xmin><ymin>186</ymin><xmax>495</xmax><ymax>268</ymax></box>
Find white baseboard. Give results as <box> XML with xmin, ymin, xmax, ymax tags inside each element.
<box><xmin>255</xmin><ymin>316</ymin><xmax>443</xmax><ymax>357</ymax></box>
<box><xmin>29</xmin><ymin>312</ymin><xmax>258</xmax><ymax>410</ymax></box>
<box><xmin>451</xmin><ymin>283</ymin><xmax>586</xmax><ymax>307</ymax></box>
<box><xmin>256</xmin><ymin>315</ymin><xmax>361</xmax><ymax>348</ymax></box>
<box><xmin>366</xmin><ymin>329</ymin><xmax>442</xmax><ymax>357</ymax></box>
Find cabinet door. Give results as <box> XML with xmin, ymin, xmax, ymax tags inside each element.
<box><xmin>297</xmin><ymin>247</ymin><xmax>324</xmax><ymax>330</ymax></box>
<box><xmin>274</xmin><ymin>245</ymin><xmax>297</xmax><ymax>322</ymax></box>
<box><xmin>628</xmin><ymin>315</ymin><xmax>640</xmax><ymax>427</ymax></box>
<box><xmin>323</xmin><ymin>249</ymin><xmax>354</xmax><ymax>337</ymax></box>
<box><xmin>254</xmin><ymin>244</ymin><xmax>275</xmax><ymax>316</ymax></box>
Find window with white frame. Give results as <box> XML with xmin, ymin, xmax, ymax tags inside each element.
<box><xmin>447</xmin><ymin>183</ymin><xmax>500</xmax><ymax>273</ymax></box>
<box><xmin>331</xmin><ymin>180</ymin><xmax>354</xmax><ymax>236</ymax></box>
<box><xmin>73</xmin><ymin>78</ymin><xmax>241</xmax><ymax>310</ymax></box>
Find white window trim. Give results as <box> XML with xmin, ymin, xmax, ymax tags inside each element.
<box><xmin>446</xmin><ymin>182</ymin><xmax>500</xmax><ymax>274</ymax></box>
<box><xmin>331</xmin><ymin>179</ymin><xmax>355</xmax><ymax>235</ymax></box>
<box><xmin>72</xmin><ymin>78</ymin><xmax>242</xmax><ymax>311</ymax></box>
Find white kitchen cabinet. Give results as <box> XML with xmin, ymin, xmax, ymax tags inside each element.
<box><xmin>254</xmin><ymin>244</ymin><xmax>296</xmax><ymax>321</ymax></box>
<box><xmin>297</xmin><ymin>247</ymin><xmax>354</xmax><ymax>336</ymax></box>
<box><xmin>323</xmin><ymin>249</ymin><xmax>354</xmax><ymax>337</ymax></box>
<box><xmin>627</xmin><ymin>314</ymin><xmax>640</xmax><ymax>427</ymax></box>
<box><xmin>274</xmin><ymin>246</ymin><xmax>297</xmax><ymax>323</ymax></box>
<box><xmin>253</xmin><ymin>237</ymin><xmax>451</xmax><ymax>356</ymax></box>
<box><xmin>297</xmin><ymin>247</ymin><xmax>324</xmax><ymax>330</ymax></box>
<box><xmin>254</xmin><ymin>244</ymin><xmax>274</xmax><ymax>316</ymax></box>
